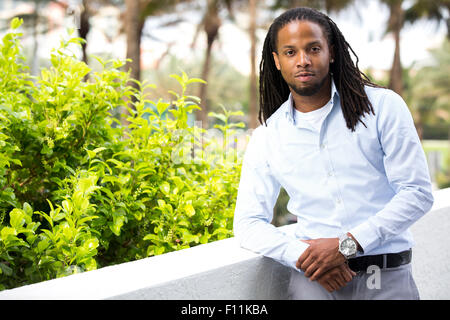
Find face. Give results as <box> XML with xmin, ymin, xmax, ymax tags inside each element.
<box><xmin>272</xmin><ymin>20</ymin><xmax>334</xmax><ymax>98</ymax></box>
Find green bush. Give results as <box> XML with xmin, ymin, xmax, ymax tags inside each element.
<box><xmin>0</xmin><ymin>19</ymin><xmax>243</xmax><ymax>290</ymax></box>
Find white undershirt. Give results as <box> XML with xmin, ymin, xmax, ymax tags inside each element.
<box><xmin>294</xmin><ymin>99</ymin><xmax>333</xmax><ymax>132</ymax></box>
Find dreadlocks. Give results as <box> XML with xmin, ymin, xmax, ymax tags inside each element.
<box><xmin>259</xmin><ymin>7</ymin><xmax>380</xmax><ymax>131</ymax></box>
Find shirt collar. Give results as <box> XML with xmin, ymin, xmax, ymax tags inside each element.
<box><xmin>284</xmin><ymin>78</ymin><xmax>339</xmax><ymax>125</ymax></box>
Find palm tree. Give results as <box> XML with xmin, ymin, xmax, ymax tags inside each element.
<box><xmin>124</xmin><ymin>0</ymin><xmax>189</xmax><ymax>93</ymax></box>
<box><xmin>78</xmin><ymin>0</ymin><xmax>90</xmax><ymax>65</ymax></box>
<box><xmin>382</xmin><ymin>0</ymin><xmax>404</xmax><ymax>96</ymax></box>
<box><xmin>381</xmin><ymin>0</ymin><xmax>449</xmax><ymax>96</ymax></box>
<box><xmin>404</xmin><ymin>39</ymin><xmax>450</xmax><ymax>140</ymax></box>
<box><xmin>78</xmin><ymin>0</ymin><xmax>124</xmax><ymax>65</ymax></box>
<box><xmin>191</xmin><ymin>0</ymin><xmax>238</xmax><ymax>128</ymax></box>
<box><xmin>124</xmin><ymin>0</ymin><xmax>142</xmax><ymax>89</ymax></box>
<box><xmin>404</xmin><ymin>0</ymin><xmax>450</xmax><ymax>41</ymax></box>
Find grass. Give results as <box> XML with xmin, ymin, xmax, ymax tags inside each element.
<box><xmin>422</xmin><ymin>140</ymin><xmax>450</xmax><ymax>171</ymax></box>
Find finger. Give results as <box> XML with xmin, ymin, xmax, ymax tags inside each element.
<box><xmin>296</xmin><ymin>248</ymin><xmax>310</xmax><ymax>269</ymax></box>
<box><xmin>335</xmin><ymin>273</ymin><xmax>346</xmax><ymax>288</ymax></box>
<box><xmin>328</xmin><ymin>276</ymin><xmax>342</xmax><ymax>291</ymax></box>
<box><xmin>343</xmin><ymin>263</ymin><xmax>357</xmax><ymax>278</ymax></box>
<box><xmin>341</xmin><ymin>266</ymin><xmax>352</xmax><ymax>282</ymax></box>
<box><xmin>326</xmin><ymin>280</ymin><xmax>337</xmax><ymax>292</ymax></box>
<box><xmin>304</xmin><ymin>261</ymin><xmax>319</xmax><ymax>278</ymax></box>
<box><xmin>300</xmin><ymin>255</ymin><xmax>315</xmax><ymax>273</ymax></box>
<box><xmin>320</xmin><ymin>280</ymin><xmax>334</xmax><ymax>293</ymax></box>
<box><xmin>330</xmin><ymin>269</ymin><xmax>344</xmax><ymax>286</ymax></box>
<box><xmin>310</xmin><ymin>265</ymin><xmax>328</xmax><ymax>281</ymax></box>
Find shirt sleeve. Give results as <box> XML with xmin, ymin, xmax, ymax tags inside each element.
<box><xmin>233</xmin><ymin>126</ymin><xmax>309</xmax><ymax>271</ymax></box>
<box><xmin>349</xmin><ymin>90</ymin><xmax>434</xmax><ymax>253</ymax></box>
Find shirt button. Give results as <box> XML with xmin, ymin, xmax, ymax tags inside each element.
<box><xmin>328</xmin><ymin>171</ymin><xmax>334</xmax><ymax>177</ymax></box>
<box><xmin>320</xmin><ymin>143</ymin><xmax>327</xmax><ymax>149</ymax></box>
<box><xmin>336</xmin><ymin>198</ymin><xmax>342</xmax><ymax>204</ymax></box>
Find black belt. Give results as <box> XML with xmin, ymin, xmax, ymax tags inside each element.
<box><xmin>348</xmin><ymin>249</ymin><xmax>412</xmax><ymax>272</ymax></box>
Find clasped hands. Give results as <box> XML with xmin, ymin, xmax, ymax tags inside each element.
<box><xmin>296</xmin><ymin>238</ymin><xmax>357</xmax><ymax>293</ymax></box>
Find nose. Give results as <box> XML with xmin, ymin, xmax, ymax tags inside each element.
<box><xmin>296</xmin><ymin>51</ymin><xmax>311</xmax><ymax>68</ymax></box>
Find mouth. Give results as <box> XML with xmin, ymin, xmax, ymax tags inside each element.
<box><xmin>295</xmin><ymin>72</ymin><xmax>315</xmax><ymax>82</ymax></box>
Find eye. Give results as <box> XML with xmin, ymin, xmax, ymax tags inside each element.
<box><xmin>285</xmin><ymin>49</ymin><xmax>295</xmax><ymax>56</ymax></box>
<box><xmin>311</xmin><ymin>46</ymin><xmax>321</xmax><ymax>53</ymax></box>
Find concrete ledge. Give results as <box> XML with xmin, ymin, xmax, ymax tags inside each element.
<box><xmin>0</xmin><ymin>224</ymin><xmax>295</xmax><ymax>300</ymax></box>
<box><xmin>0</xmin><ymin>188</ymin><xmax>449</xmax><ymax>300</ymax></box>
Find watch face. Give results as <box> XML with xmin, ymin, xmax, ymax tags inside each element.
<box><xmin>341</xmin><ymin>238</ymin><xmax>357</xmax><ymax>256</ymax></box>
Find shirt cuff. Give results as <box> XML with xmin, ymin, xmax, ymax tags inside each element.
<box><xmin>348</xmin><ymin>221</ymin><xmax>381</xmax><ymax>254</ymax></box>
<box><xmin>282</xmin><ymin>238</ymin><xmax>309</xmax><ymax>272</ymax></box>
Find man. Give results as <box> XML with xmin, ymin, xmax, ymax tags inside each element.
<box><xmin>233</xmin><ymin>7</ymin><xmax>433</xmax><ymax>300</ymax></box>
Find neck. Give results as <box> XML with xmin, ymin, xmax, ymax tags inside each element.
<box><xmin>291</xmin><ymin>76</ymin><xmax>332</xmax><ymax>113</ymax></box>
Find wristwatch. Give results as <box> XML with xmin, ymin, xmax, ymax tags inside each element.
<box><xmin>338</xmin><ymin>234</ymin><xmax>358</xmax><ymax>259</ymax></box>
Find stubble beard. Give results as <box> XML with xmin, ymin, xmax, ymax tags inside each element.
<box><xmin>289</xmin><ymin>73</ymin><xmax>330</xmax><ymax>97</ymax></box>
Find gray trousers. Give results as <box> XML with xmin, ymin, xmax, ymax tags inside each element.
<box><xmin>287</xmin><ymin>263</ymin><xmax>420</xmax><ymax>300</ymax></box>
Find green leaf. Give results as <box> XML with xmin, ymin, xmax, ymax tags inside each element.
<box><xmin>159</xmin><ymin>182</ymin><xmax>170</xmax><ymax>196</ymax></box>
<box><xmin>109</xmin><ymin>215</ymin><xmax>125</xmax><ymax>236</ymax></box>
<box><xmin>156</xmin><ymin>99</ymin><xmax>170</xmax><ymax>115</ymax></box>
<box><xmin>200</xmin><ymin>233</ymin><xmax>209</xmax><ymax>244</ymax></box>
<box><xmin>184</xmin><ymin>203</ymin><xmax>195</xmax><ymax>217</ymax></box>
<box><xmin>83</xmin><ymin>238</ymin><xmax>99</xmax><ymax>251</ymax></box>
<box><xmin>84</xmin><ymin>258</ymin><xmax>97</xmax><ymax>271</ymax></box>
<box><xmin>169</xmin><ymin>176</ymin><xmax>185</xmax><ymax>191</ymax></box>
<box><xmin>154</xmin><ymin>246</ymin><xmax>165</xmax><ymax>255</ymax></box>
<box><xmin>37</xmin><ymin>238</ymin><xmax>51</xmax><ymax>253</ymax></box>
<box><xmin>100</xmin><ymin>187</ymin><xmax>115</xmax><ymax>200</ymax></box>
<box><xmin>182</xmin><ymin>230</ymin><xmax>199</xmax><ymax>244</ymax></box>
<box><xmin>78</xmin><ymin>215</ymin><xmax>99</xmax><ymax>225</ymax></box>
<box><xmin>23</xmin><ymin>202</ymin><xmax>33</xmax><ymax>217</ymax></box>
<box><xmin>208</xmin><ymin>112</ymin><xmax>227</xmax><ymax>123</ymax></box>
<box><xmin>62</xmin><ymin>200</ymin><xmax>73</xmax><ymax>215</ymax></box>
<box><xmin>157</xmin><ymin>199</ymin><xmax>166</xmax><ymax>208</ymax></box>
<box><xmin>1</xmin><ymin>227</ymin><xmax>17</xmax><ymax>240</ymax></box>
<box><xmin>186</xmin><ymin>78</ymin><xmax>206</xmax><ymax>85</ymax></box>
<box><xmin>176</xmin><ymin>218</ymin><xmax>189</xmax><ymax>227</ymax></box>
<box><xmin>78</xmin><ymin>174</ymin><xmax>98</xmax><ymax>195</ymax></box>
<box><xmin>9</xmin><ymin>209</ymin><xmax>26</xmax><ymax>230</ymax></box>
<box><xmin>10</xmin><ymin>17</ymin><xmax>23</xmax><ymax>29</ymax></box>
<box><xmin>0</xmin><ymin>263</ymin><xmax>13</xmax><ymax>276</ymax></box>
<box><xmin>86</xmin><ymin>149</ymin><xmax>96</xmax><ymax>159</ymax></box>
<box><xmin>93</xmin><ymin>147</ymin><xmax>107</xmax><ymax>154</ymax></box>
<box><xmin>143</xmin><ymin>234</ymin><xmax>158</xmax><ymax>241</ymax></box>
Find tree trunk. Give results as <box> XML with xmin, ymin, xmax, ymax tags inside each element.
<box><xmin>388</xmin><ymin>0</ymin><xmax>404</xmax><ymax>96</ymax></box>
<box><xmin>248</xmin><ymin>0</ymin><xmax>258</xmax><ymax>129</ymax></box>
<box><xmin>125</xmin><ymin>0</ymin><xmax>144</xmax><ymax>87</ymax></box>
<box><xmin>198</xmin><ymin>39</ymin><xmax>214</xmax><ymax>128</ymax></box>
<box><xmin>197</xmin><ymin>1</ymin><xmax>221</xmax><ymax>129</ymax></box>
<box><xmin>79</xmin><ymin>0</ymin><xmax>90</xmax><ymax>66</ymax></box>
<box><xmin>125</xmin><ymin>0</ymin><xmax>145</xmax><ymax>112</ymax></box>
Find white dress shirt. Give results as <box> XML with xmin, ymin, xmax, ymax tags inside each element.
<box><xmin>233</xmin><ymin>80</ymin><xmax>434</xmax><ymax>272</ymax></box>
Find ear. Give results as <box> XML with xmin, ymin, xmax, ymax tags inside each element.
<box><xmin>272</xmin><ymin>51</ymin><xmax>281</xmax><ymax>70</ymax></box>
<box><xmin>329</xmin><ymin>45</ymin><xmax>335</xmax><ymax>64</ymax></box>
